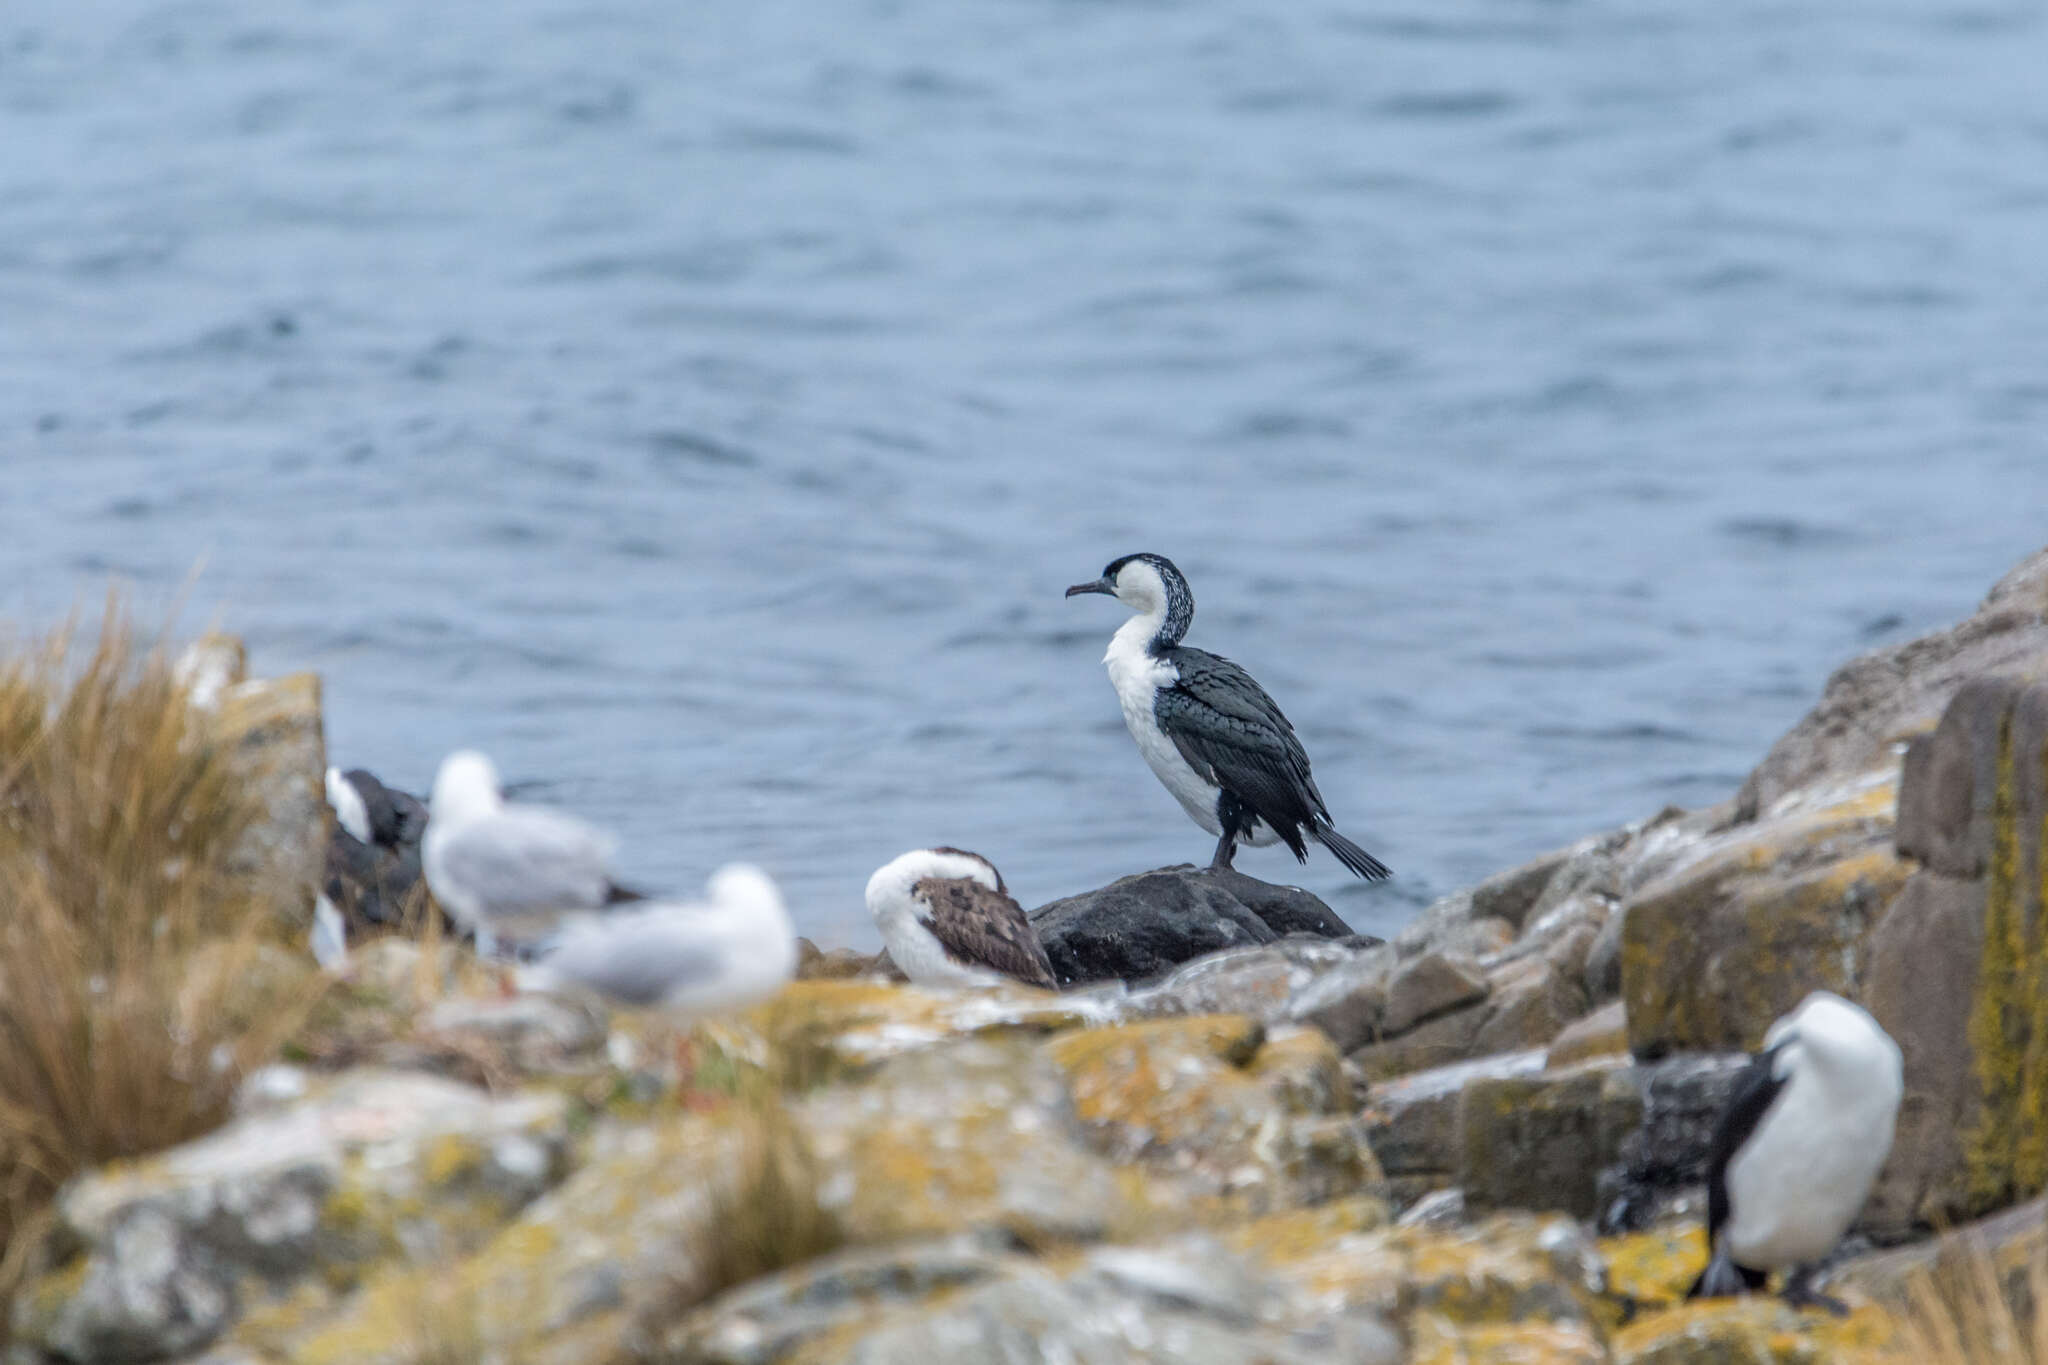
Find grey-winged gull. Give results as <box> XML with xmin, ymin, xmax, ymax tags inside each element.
<box><xmin>865</xmin><ymin>847</ymin><xmax>1056</xmax><ymax>990</ymax></box>
<box><xmin>421</xmin><ymin>749</ymin><xmax>642</xmax><ymax>956</ymax></box>
<box><xmin>516</xmin><ymin>863</ymin><xmax>796</xmax><ymax>1015</ymax></box>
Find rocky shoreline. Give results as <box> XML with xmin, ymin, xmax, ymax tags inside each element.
<box><xmin>9</xmin><ymin>546</ymin><xmax>2048</xmax><ymax>1364</ymax></box>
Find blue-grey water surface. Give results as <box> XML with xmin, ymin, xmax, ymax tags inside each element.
<box><xmin>4</xmin><ymin>0</ymin><xmax>2046</xmax><ymax>944</ymax></box>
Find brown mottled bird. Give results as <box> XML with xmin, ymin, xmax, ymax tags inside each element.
<box><xmin>864</xmin><ymin>847</ymin><xmax>1058</xmax><ymax>990</ymax></box>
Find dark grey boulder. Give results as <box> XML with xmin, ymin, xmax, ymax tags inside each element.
<box><xmin>1594</xmin><ymin>1051</ymin><xmax>1750</xmax><ymax>1233</ymax></box>
<box><xmin>1029</xmin><ymin>866</ymin><xmax>1356</xmax><ymax>988</ymax></box>
<box><xmin>323</xmin><ymin>829</ymin><xmax>429</xmax><ymax>931</ymax></box>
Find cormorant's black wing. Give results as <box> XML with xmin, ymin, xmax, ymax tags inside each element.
<box><xmin>1686</xmin><ymin>1041</ymin><xmax>1790</xmax><ymax>1299</ymax></box>
<box><xmin>1155</xmin><ymin>647</ymin><xmax>1329</xmax><ymax>833</ymax></box>
<box><xmin>1705</xmin><ymin>1042</ymin><xmax>1790</xmax><ymax>1243</ymax></box>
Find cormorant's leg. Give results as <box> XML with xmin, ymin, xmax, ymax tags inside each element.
<box><xmin>1781</xmin><ymin>1265</ymin><xmax>1849</xmax><ymax>1317</ymax></box>
<box><xmin>1209</xmin><ymin>827</ymin><xmax>1237</xmax><ymax>870</ymax></box>
<box><xmin>1210</xmin><ymin>791</ymin><xmax>1248</xmax><ymax>871</ymax></box>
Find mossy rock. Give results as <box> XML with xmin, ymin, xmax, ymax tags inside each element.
<box><xmin>1046</xmin><ymin>1016</ymin><xmax>1380</xmax><ymax>1209</ymax></box>
<box><xmin>1624</xmin><ymin>791</ymin><xmax>1911</xmax><ymax>1058</ymax></box>
<box><xmin>1410</xmin><ymin>1312</ymin><xmax>1610</xmax><ymax>1365</ymax></box>
<box><xmin>1259</xmin><ymin>1214</ymin><xmax>1604</xmax><ymax>1331</ymax></box>
<box><xmin>1599</xmin><ymin>1225</ymin><xmax>1709</xmax><ymax>1313</ymax></box>
<box><xmin>1611</xmin><ymin>1297</ymin><xmax>1896</xmax><ymax>1364</ymax></box>
<box><xmin>728</xmin><ymin>979</ymin><xmax>1101</xmax><ymax>1087</ymax></box>
<box><xmin>1458</xmin><ymin>1059</ymin><xmax>1642</xmax><ymax>1221</ymax></box>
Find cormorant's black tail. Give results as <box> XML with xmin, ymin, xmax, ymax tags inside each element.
<box><xmin>1312</xmin><ymin>824</ymin><xmax>1391</xmax><ymax>881</ymax></box>
<box><xmin>604</xmin><ymin>881</ymin><xmax>649</xmax><ymax>906</ymax></box>
<box><xmin>1687</xmin><ymin>1249</ymin><xmax>1768</xmax><ymax>1300</ymax></box>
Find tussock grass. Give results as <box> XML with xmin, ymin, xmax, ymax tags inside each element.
<box><xmin>693</xmin><ymin>1078</ymin><xmax>845</xmax><ymax>1303</ymax></box>
<box><xmin>0</xmin><ymin>601</ymin><xmax>321</xmax><ymax>1325</ymax></box>
<box><xmin>1890</xmin><ymin>1231</ymin><xmax>2048</xmax><ymax>1363</ymax></box>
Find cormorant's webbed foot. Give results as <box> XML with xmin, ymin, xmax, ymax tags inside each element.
<box><xmin>1781</xmin><ymin>1266</ymin><xmax>1849</xmax><ymax>1317</ymax></box>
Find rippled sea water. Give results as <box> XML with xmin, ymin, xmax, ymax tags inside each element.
<box><xmin>3</xmin><ymin>0</ymin><xmax>2046</xmax><ymax>943</ymax></box>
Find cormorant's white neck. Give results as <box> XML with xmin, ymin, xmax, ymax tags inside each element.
<box><xmin>1114</xmin><ymin>602</ymin><xmax>1173</xmax><ymax>661</ymax></box>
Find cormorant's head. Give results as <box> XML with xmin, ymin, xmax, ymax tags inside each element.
<box><xmin>1065</xmin><ymin>552</ymin><xmax>1187</xmax><ymax>618</ymax></box>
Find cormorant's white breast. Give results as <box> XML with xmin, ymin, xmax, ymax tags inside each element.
<box><xmin>1689</xmin><ymin>990</ymin><xmax>1902</xmax><ymax>1312</ymax></box>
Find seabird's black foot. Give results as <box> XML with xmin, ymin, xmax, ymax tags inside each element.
<box><xmin>1208</xmin><ymin>827</ymin><xmax>1238</xmax><ymax>871</ymax></box>
<box><xmin>1781</xmin><ymin>1267</ymin><xmax>1849</xmax><ymax>1317</ymax></box>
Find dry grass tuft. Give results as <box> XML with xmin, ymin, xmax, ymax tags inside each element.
<box><xmin>0</xmin><ymin>600</ymin><xmax>323</xmax><ymax>1324</ymax></box>
<box><xmin>1890</xmin><ymin>1231</ymin><xmax>2048</xmax><ymax>1363</ymax></box>
<box><xmin>693</xmin><ymin>1081</ymin><xmax>845</xmax><ymax>1303</ymax></box>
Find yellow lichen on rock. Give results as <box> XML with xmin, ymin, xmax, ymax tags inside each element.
<box><xmin>1599</xmin><ymin>1224</ymin><xmax>1709</xmax><ymax>1312</ymax></box>
<box><xmin>1624</xmin><ymin>814</ymin><xmax>1913</xmax><ymax>1057</ymax></box>
<box><xmin>1221</xmin><ymin>1195</ymin><xmax>1394</xmax><ymax>1266</ymax></box>
<box><xmin>727</xmin><ymin>979</ymin><xmax>1108</xmax><ymax>1087</ymax></box>
<box><xmin>1963</xmin><ymin>707</ymin><xmax>2048</xmax><ymax>1210</ymax></box>
<box><xmin>1411</xmin><ymin>1312</ymin><xmax>1611</xmax><ymax>1365</ymax></box>
<box><xmin>1044</xmin><ymin>1014</ymin><xmax>1380</xmax><ymax>1208</ymax></box>
<box><xmin>1612</xmin><ymin>1297</ymin><xmax>1896</xmax><ymax>1364</ymax></box>
<box><xmin>1261</xmin><ymin>1215</ymin><xmax>1602</xmax><ymax>1331</ymax></box>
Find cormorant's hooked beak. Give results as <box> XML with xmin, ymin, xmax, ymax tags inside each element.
<box><xmin>1065</xmin><ymin>578</ymin><xmax>1113</xmax><ymax>599</ymax></box>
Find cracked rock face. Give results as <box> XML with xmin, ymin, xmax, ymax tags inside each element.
<box><xmin>19</xmin><ymin>1070</ymin><xmax>571</xmax><ymax>1365</ymax></box>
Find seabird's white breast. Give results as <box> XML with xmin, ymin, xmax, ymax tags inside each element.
<box><xmin>1723</xmin><ymin>995</ymin><xmax>1902</xmax><ymax>1269</ymax></box>
<box><xmin>1102</xmin><ymin>616</ymin><xmax>1277</xmax><ymax>846</ymax></box>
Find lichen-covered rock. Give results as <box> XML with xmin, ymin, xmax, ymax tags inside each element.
<box><xmin>1596</xmin><ymin>1053</ymin><xmax>1749</xmax><ymax>1234</ymax></box>
<box><xmin>1119</xmin><ymin>939</ymin><xmax>1365</xmax><ymax>1024</ymax></box>
<box><xmin>793</xmin><ymin>939</ymin><xmax>898</xmax><ymax>982</ymax></box>
<box><xmin>1385</xmin><ymin>954</ymin><xmax>1490</xmax><ymax>1036</ymax></box>
<box><xmin>423</xmin><ymin>993</ymin><xmax>610</xmax><ymax>1072</ymax></box>
<box><xmin>798</xmin><ymin>1035</ymin><xmax>1183</xmax><ymax>1246</ymax></box>
<box><xmin>1283</xmin><ymin>943</ymin><xmax>1398</xmax><ymax>1051</ymax></box>
<box><xmin>659</xmin><ymin>1233</ymin><xmax>1017</xmax><ymax>1365</ymax></box>
<box><xmin>1029</xmin><ymin>867</ymin><xmax>1351</xmax><ymax>986</ymax></box>
<box><xmin>1362</xmin><ymin>1051</ymin><xmax>1546</xmax><ymax>1184</ymax></box>
<box><xmin>21</xmin><ymin>1071</ymin><xmax>569</xmax><ymax>1364</ymax></box>
<box><xmin>1864</xmin><ymin>676</ymin><xmax>2048</xmax><ymax>1232</ymax></box>
<box><xmin>1348</xmin><ymin>1002</ymin><xmax>1491</xmax><ymax>1081</ymax></box>
<box><xmin>1046</xmin><ymin>1016</ymin><xmax>1381</xmax><ymax>1210</ymax></box>
<box><xmin>724</xmin><ymin>979</ymin><xmax>1109</xmax><ymax>1084</ymax></box>
<box><xmin>1459</xmin><ymin>1060</ymin><xmax>1643</xmax><ymax>1221</ymax></box>
<box><xmin>1610</xmin><ymin>1297</ymin><xmax>1895</xmax><ymax>1363</ymax></box>
<box><xmin>1859</xmin><ymin>868</ymin><xmax>1986</xmax><ymax>1234</ymax></box>
<box><xmin>1833</xmin><ymin>1192</ymin><xmax>2044</xmax><ymax>1305</ymax></box>
<box><xmin>285</xmin><ymin>1111</ymin><xmax>755</xmax><ymax>1365</ymax></box>
<box><xmin>786</xmin><ymin>1237</ymin><xmax>1398</xmax><ymax>1365</ymax></box>
<box><xmin>1409</xmin><ymin>1313</ymin><xmax>1611</xmax><ymax>1365</ymax></box>
<box><xmin>1471</xmin><ymin>956</ymin><xmax>1587</xmax><ymax>1058</ymax></box>
<box><xmin>1598</xmin><ymin>1224</ymin><xmax>1709</xmax><ymax>1310</ymax></box>
<box><xmin>214</xmin><ymin>671</ymin><xmax>329</xmax><ymax>925</ymax></box>
<box><xmin>1737</xmin><ymin>541</ymin><xmax>2048</xmax><ymax>822</ymax></box>
<box><xmin>1547</xmin><ymin>1001</ymin><xmax>1629</xmax><ymax>1070</ymax></box>
<box><xmin>1621</xmin><ymin>776</ymin><xmax>1910</xmax><ymax>1058</ymax></box>
<box><xmin>1255</xmin><ymin>1214</ymin><xmax>1607</xmax><ymax>1331</ymax></box>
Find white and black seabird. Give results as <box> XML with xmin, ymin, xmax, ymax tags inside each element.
<box><xmin>1688</xmin><ymin>990</ymin><xmax>1903</xmax><ymax>1313</ymax></box>
<box><xmin>1066</xmin><ymin>553</ymin><xmax>1390</xmax><ymax>880</ymax></box>
<box><xmin>865</xmin><ymin>847</ymin><xmax>1059</xmax><ymax>990</ymax></box>
<box><xmin>518</xmin><ymin>864</ymin><xmax>796</xmax><ymax>1016</ymax></box>
<box><xmin>422</xmin><ymin>749</ymin><xmax>643</xmax><ymax>955</ymax></box>
<box><xmin>326</xmin><ymin>767</ymin><xmax>427</xmax><ymax>851</ymax></box>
